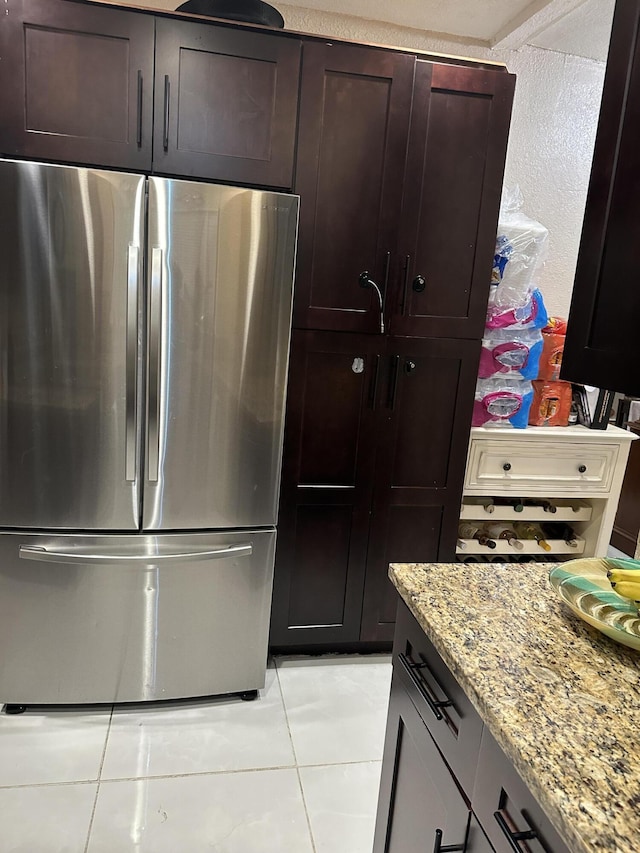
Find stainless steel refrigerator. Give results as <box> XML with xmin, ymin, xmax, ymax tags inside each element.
<box><xmin>0</xmin><ymin>159</ymin><xmax>298</xmax><ymax>705</ymax></box>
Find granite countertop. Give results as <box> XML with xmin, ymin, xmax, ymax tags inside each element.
<box><xmin>390</xmin><ymin>561</ymin><xmax>640</xmax><ymax>853</ymax></box>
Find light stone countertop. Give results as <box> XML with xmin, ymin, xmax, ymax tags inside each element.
<box><xmin>389</xmin><ymin>561</ymin><xmax>640</xmax><ymax>853</ymax></box>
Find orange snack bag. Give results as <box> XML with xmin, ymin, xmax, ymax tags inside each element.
<box><xmin>538</xmin><ymin>332</ymin><xmax>565</xmax><ymax>381</ymax></box>
<box><xmin>528</xmin><ymin>380</ymin><xmax>572</xmax><ymax>426</ymax></box>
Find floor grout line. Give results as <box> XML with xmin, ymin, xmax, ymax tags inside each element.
<box><xmin>0</xmin><ymin>758</ymin><xmax>382</xmax><ymax>790</ymax></box>
<box><xmin>274</xmin><ymin>656</ymin><xmax>317</xmax><ymax>852</ymax></box>
<box><xmin>295</xmin><ymin>765</ymin><xmax>318</xmax><ymax>853</ymax></box>
<box><xmin>83</xmin><ymin>703</ymin><xmax>114</xmax><ymax>853</ymax></box>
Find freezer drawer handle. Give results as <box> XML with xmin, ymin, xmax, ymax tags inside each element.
<box><xmin>19</xmin><ymin>544</ymin><xmax>253</xmax><ymax>565</ymax></box>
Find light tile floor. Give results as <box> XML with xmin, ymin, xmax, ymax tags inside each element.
<box><xmin>0</xmin><ymin>654</ymin><xmax>392</xmax><ymax>853</ymax></box>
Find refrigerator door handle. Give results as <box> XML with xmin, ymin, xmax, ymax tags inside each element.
<box><xmin>19</xmin><ymin>543</ymin><xmax>253</xmax><ymax>565</ymax></box>
<box><xmin>126</xmin><ymin>245</ymin><xmax>139</xmax><ymax>483</ymax></box>
<box><xmin>148</xmin><ymin>247</ymin><xmax>163</xmax><ymax>483</ymax></box>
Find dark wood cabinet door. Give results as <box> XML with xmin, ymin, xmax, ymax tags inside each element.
<box><xmin>153</xmin><ymin>18</ymin><xmax>300</xmax><ymax>187</ymax></box>
<box><xmin>360</xmin><ymin>336</ymin><xmax>479</xmax><ymax>642</ymax></box>
<box><xmin>467</xmin><ymin>815</ymin><xmax>496</xmax><ymax>853</ymax></box>
<box><xmin>390</xmin><ymin>61</ymin><xmax>514</xmax><ymax>339</ymax></box>
<box><xmin>0</xmin><ymin>0</ymin><xmax>154</xmax><ymax>170</ymax></box>
<box><xmin>270</xmin><ymin>331</ymin><xmax>381</xmax><ymax>647</ymax></box>
<box><xmin>612</xmin><ymin>420</ymin><xmax>640</xmax><ymax>556</ymax></box>
<box><xmin>293</xmin><ymin>42</ymin><xmax>414</xmax><ymax>333</ymax></box>
<box><xmin>373</xmin><ymin>673</ymin><xmax>470</xmax><ymax>853</ymax></box>
<box><xmin>562</xmin><ymin>1</ymin><xmax>640</xmax><ymax>397</ymax></box>
<box><xmin>473</xmin><ymin>728</ymin><xmax>571</xmax><ymax>853</ymax></box>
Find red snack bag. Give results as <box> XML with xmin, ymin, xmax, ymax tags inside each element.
<box><xmin>528</xmin><ymin>380</ymin><xmax>572</xmax><ymax>426</ymax></box>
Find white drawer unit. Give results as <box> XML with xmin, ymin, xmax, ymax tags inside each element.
<box><xmin>459</xmin><ymin>425</ymin><xmax>636</xmax><ymax>559</ymax></box>
<box><xmin>465</xmin><ymin>440</ymin><xmax>618</xmax><ymax>493</ymax></box>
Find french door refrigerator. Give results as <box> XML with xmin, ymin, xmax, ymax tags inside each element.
<box><xmin>0</xmin><ymin>159</ymin><xmax>298</xmax><ymax>704</ymax></box>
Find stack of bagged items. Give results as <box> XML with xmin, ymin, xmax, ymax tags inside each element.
<box><xmin>528</xmin><ymin>317</ymin><xmax>572</xmax><ymax>426</ymax></box>
<box><xmin>472</xmin><ymin>188</ymin><xmax>549</xmax><ymax>429</ymax></box>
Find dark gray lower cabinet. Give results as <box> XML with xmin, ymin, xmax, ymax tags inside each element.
<box><xmin>373</xmin><ymin>673</ymin><xmax>470</xmax><ymax>853</ymax></box>
<box><xmin>473</xmin><ymin>728</ymin><xmax>571</xmax><ymax>853</ymax></box>
<box><xmin>374</xmin><ymin>600</ymin><xmax>572</xmax><ymax>853</ymax></box>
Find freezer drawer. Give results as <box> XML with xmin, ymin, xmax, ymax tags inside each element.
<box><xmin>0</xmin><ymin>530</ymin><xmax>275</xmax><ymax>704</ymax></box>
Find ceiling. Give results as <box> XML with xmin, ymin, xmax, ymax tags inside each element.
<box><xmin>95</xmin><ymin>0</ymin><xmax>616</xmax><ymax>61</ymax></box>
<box><xmin>279</xmin><ymin>0</ymin><xmax>616</xmax><ymax>61</ymax></box>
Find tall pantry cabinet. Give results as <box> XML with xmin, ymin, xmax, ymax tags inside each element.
<box><xmin>270</xmin><ymin>43</ymin><xmax>515</xmax><ymax>648</ymax></box>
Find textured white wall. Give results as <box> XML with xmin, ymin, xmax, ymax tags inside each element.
<box><xmin>276</xmin><ymin>5</ymin><xmax>607</xmax><ymax>320</ymax></box>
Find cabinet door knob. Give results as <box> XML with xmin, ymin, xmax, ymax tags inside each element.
<box><xmin>503</xmin><ymin>462</ymin><xmax>512</xmax><ymax>472</ymax></box>
<box><xmin>578</xmin><ymin>464</ymin><xmax>587</xmax><ymax>473</ymax></box>
<box><xmin>412</xmin><ymin>274</ymin><xmax>426</xmax><ymax>293</ymax></box>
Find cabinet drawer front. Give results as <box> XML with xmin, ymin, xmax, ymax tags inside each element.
<box><xmin>473</xmin><ymin>729</ymin><xmax>572</xmax><ymax>853</ymax></box>
<box><xmin>465</xmin><ymin>440</ymin><xmax>618</xmax><ymax>493</ymax></box>
<box><xmin>393</xmin><ymin>600</ymin><xmax>483</xmax><ymax>797</ymax></box>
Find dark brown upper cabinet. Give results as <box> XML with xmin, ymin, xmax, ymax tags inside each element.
<box><xmin>153</xmin><ymin>18</ymin><xmax>301</xmax><ymax>188</ymax></box>
<box><xmin>292</xmin><ymin>42</ymin><xmax>415</xmax><ymax>334</ymax></box>
<box><xmin>292</xmin><ymin>46</ymin><xmax>515</xmax><ymax>338</ymax></box>
<box><xmin>562</xmin><ymin>0</ymin><xmax>640</xmax><ymax>397</ymax></box>
<box><xmin>392</xmin><ymin>61</ymin><xmax>515</xmax><ymax>340</ymax></box>
<box><xmin>0</xmin><ymin>0</ymin><xmax>155</xmax><ymax>171</ymax></box>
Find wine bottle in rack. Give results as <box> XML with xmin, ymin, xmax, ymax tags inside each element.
<box><xmin>484</xmin><ymin>522</ymin><xmax>524</xmax><ymax>550</ymax></box>
<box><xmin>458</xmin><ymin>522</ymin><xmax>497</xmax><ymax>549</ymax></box>
<box><xmin>513</xmin><ymin>521</ymin><xmax>552</xmax><ymax>552</ymax></box>
<box><xmin>493</xmin><ymin>497</ymin><xmax>525</xmax><ymax>512</ymax></box>
<box><xmin>522</xmin><ymin>499</ymin><xmax>557</xmax><ymax>514</ymax></box>
<box><xmin>541</xmin><ymin>522</ymin><xmax>579</xmax><ymax>548</ymax></box>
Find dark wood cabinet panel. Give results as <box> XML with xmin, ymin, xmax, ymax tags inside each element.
<box><xmin>0</xmin><ymin>0</ymin><xmax>154</xmax><ymax>170</ymax></box>
<box><xmin>612</xmin><ymin>420</ymin><xmax>640</xmax><ymax>555</ymax></box>
<box><xmin>360</xmin><ymin>337</ymin><xmax>480</xmax><ymax>642</ymax></box>
<box><xmin>270</xmin><ymin>331</ymin><xmax>380</xmax><ymax>646</ymax></box>
<box><xmin>562</xmin><ymin>1</ymin><xmax>640</xmax><ymax>396</ymax></box>
<box><xmin>392</xmin><ymin>600</ymin><xmax>484</xmax><ymax>797</ymax></box>
<box><xmin>467</xmin><ymin>815</ymin><xmax>496</xmax><ymax>853</ymax></box>
<box><xmin>272</xmin><ymin>334</ymin><xmax>480</xmax><ymax>648</ymax></box>
<box><xmin>391</xmin><ymin>62</ymin><xmax>515</xmax><ymax>339</ymax></box>
<box><xmin>473</xmin><ymin>728</ymin><xmax>571</xmax><ymax>853</ymax></box>
<box><xmin>292</xmin><ymin>42</ymin><xmax>414</xmax><ymax>333</ymax></box>
<box><xmin>373</xmin><ymin>674</ymin><xmax>471</xmax><ymax>853</ymax></box>
<box><xmin>153</xmin><ymin>18</ymin><xmax>300</xmax><ymax>187</ymax></box>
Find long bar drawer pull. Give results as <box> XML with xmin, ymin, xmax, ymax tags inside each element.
<box><xmin>398</xmin><ymin>652</ymin><xmax>453</xmax><ymax>721</ymax></box>
<box><xmin>19</xmin><ymin>544</ymin><xmax>253</xmax><ymax>565</ymax></box>
<box><xmin>493</xmin><ymin>810</ymin><xmax>538</xmax><ymax>852</ymax></box>
<box><xmin>432</xmin><ymin>828</ymin><xmax>465</xmax><ymax>853</ymax></box>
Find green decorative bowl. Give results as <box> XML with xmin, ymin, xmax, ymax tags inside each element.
<box><xmin>549</xmin><ymin>557</ymin><xmax>640</xmax><ymax>651</ymax></box>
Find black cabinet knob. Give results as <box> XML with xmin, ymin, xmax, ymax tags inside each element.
<box><xmin>412</xmin><ymin>274</ymin><xmax>426</xmax><ymax>293</ymax></box>
<box><xmin>503</xmin><ymin>463</ymin><xmax>512</xmax><ymax>472</ymax></box>
<box><xmin>578</xmin><ymin>464</ymin><xmax>587</xmax><ymax>473</ymax></box>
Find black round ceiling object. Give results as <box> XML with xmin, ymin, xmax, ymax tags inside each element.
<box><xmin>175</xmin><ymin>0</ymin><xmax>285</xmax><ymax>28</ymax></box>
